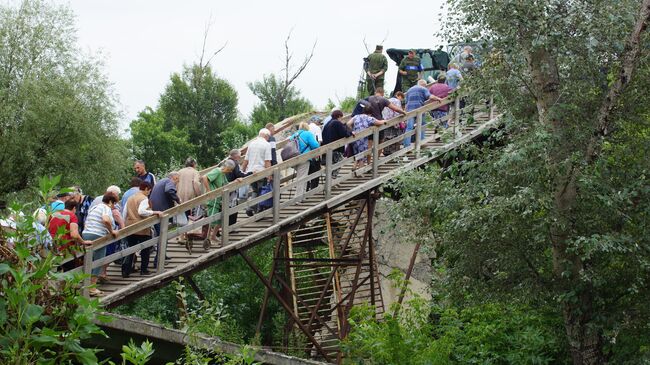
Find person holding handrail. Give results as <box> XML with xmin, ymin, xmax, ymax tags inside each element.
<box><xmin>321</xmin><ymin>109</ymin><xmax>353</xmax><ymax>179</ymax></box>
<box><xmin>81</xmin><ymin>192</ymin><xmax>119</xmax><ymax>296</ymax></box>
<box><xmin>121</xmin><ymin>182</ymin><xmax>163</xmax><ymax>278</ymax></box>
<box><xmin>203</xmin><ymin>160</ymin><xmax>236</xmax><ymax>246</ymax></box>
<box><xmin>290</xmin><ymin>122</ymin><xmax>320</xmax><ymax>201</ymax></box>
<box><xmin>347</xmin><ymin>105</ymin><xmax>385</xmax><ymax>173</ymax></box>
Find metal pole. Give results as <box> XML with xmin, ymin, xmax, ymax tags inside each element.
<box><xmin>325</xmin><ymin>149</ymin><xmax>333</xmax><ymax>199</ymax></box>
<box><xmin>414</xmin><ymin>112</ymin><xmax>423</xmax><ymax>158</ymax></box>
<box><xmin>221</xmin><ymin>189</ymin><xmax>229</xmax><ymax>247</ymax></box>
<box><xmin>156</xmin><ymin>217</ymin><xmax>169</xmax><ymax>273</ymax></box>
<box><xmin>372</xmin><ymin>128</ymin><xmax>379</xmax><ymax>178</ymax></box>
<box><xmin>272</xmin><ymin>169</ymin><xmax>280</xmax><ymax>224</ymax></box>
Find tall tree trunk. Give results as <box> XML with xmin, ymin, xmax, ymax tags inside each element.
<box><xmin>527</xmin><ymin>2</ymin><xmax>650</xmax><ymax>363</ymax></box>
<box><xmin>527</xmin><ymin>46</ymin><xmax>605</xmax><ymax>365</ymax></box>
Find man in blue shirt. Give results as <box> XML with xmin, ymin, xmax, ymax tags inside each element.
<box><xmin>134</xmin><ymin>160</ymin><xmax>156</xmax><ymax>186</ymax></box>
<box><xmin>404</xmin><ymin>80</ymin><xmax>444</xmax><ymax>147</ymax></box>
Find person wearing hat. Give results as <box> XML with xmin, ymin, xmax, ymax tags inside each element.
<box><xmin>398</xmin><ymin>49</ymin><xmax>423</xmax><ymax>91</ymax></box>
<box><xmin>366</xmin><ymin>45</ymin><xmax>388</xmax><ymax>95</ymax></box>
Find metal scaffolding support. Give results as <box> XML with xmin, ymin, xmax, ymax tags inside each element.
<box><xmin>250</xmin><ymin>193</ymin><xmax>384</xmax><ymax>363</ymax></box>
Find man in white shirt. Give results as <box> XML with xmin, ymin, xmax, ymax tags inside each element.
<box><xmin>241</xmin><ymin>128</ymin><xmax>272</xmax><ymax>216</ymax></box>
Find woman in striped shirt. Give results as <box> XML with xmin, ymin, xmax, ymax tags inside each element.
<box><xmin>82</xmin><ymin>192</ymin><xmax>119</xmax><ymax>296</ymax></box>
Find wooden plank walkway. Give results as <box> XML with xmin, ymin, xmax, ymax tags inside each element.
<box><xmin>96</xmin><ymin>105</ymin><xmax>501</xmax><ymax>307</ymax></box>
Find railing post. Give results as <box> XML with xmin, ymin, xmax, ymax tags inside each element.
<box><xmin>414</xmin><ymin>112</ymin><xmax>423</xmax><ymax>158</ymax></box>
<box><xmin>82</xmin><ymin>247</ymin><xmax>93</xmax><ymax>297</ymax></box>
<box><xmin>221</xmin><ymin>188</ymin><xmax>230</xmax><ymax>247</ymax></box>
<box><xmin>454</xmin><ymin>97</ymin><xmax>461</xmax><ymax>137</ymax></box>
<box><xmin>489</xmin><ymin>95</ymin><xmax>495</xmax><ymax>120</ymax></box>
<box><xmin>325</xmin><ymin>149</ymin><xmax>333</xmax><ymax>199</ymax></box>
<box><xmin>272</xmin><ymin>169</ymin><xmax>280</xmax><ymax>224</ymax></box>
<box><xmin>372</xmin><ymin>128</ymin><xmax>379</xmax><ymax>178</ymax></box>
<box><xmin>156</xmin><ymin>216</ymin><xmax>169</xmax><ymax>273</ymax></box>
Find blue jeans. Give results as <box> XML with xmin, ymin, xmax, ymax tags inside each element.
<box><xmin>403</xmin><ymin>117</ymin><xmax>415</xmax><ymax>148</ymax></box>
<box><xmin>431</xmin><ymin>110</ymin><xmax>448</xmax><ymax>128</ymax></box>
<box><xmin>81</xmin><ymin>232</ymin><xmax>105</xmax><ymax>276</ymax></box>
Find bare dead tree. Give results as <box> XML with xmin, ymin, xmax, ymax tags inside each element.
<box><xmin>276</xmin><ymin>29</ymin><xmax>317</xmax><ymax>108</ymax></box>
<box><xmin>281</xmin><ymin>29</ymin><xmax>317</xmax><ymax>94</ymax></box>
<box><xmin>198</xmin><ymin>16</ymin><xmax>228</xmax><ymax>69</ymax></box>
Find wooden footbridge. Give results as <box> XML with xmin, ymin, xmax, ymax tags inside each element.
<box><xmin>75</xmin><ymin>95</ymin><xmax>501</xmax><ymax>363</ymax></box>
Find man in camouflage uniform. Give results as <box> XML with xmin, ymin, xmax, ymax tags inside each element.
<box><xmin>398</xmin><ymin>49</ymin><xmax>422</xmax><ymax>91</ymax></box>
<box><xmin>365</xmin><ymin>45</ymin><xmax>388</xmax><ymax>95</ymax></box>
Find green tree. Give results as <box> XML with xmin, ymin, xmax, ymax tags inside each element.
<box><xmin>248</xmin><ymin>74</ymin><xmax>313</xmax><ymax>128</ymax></box>
<box><xmin>0</xmin><ymin>0</ymin><xmax>130</xmax><ymax>198</ymax></box>
<box><xmin>129</xmin><ymin>107</ymin><xmax>194</xmax><ymax>175</ymax></box>
<box><xmin>158</xmin><ymin>64</ymin><xmax>239</xmax><ymax>167</ymax></box>
<box><xmin>390</xmin><ymin>0</ymin><xmax>650</xmax><ymax>363</ymax></box>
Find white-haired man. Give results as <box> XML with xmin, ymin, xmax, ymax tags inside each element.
<box><xmin>403</xmin><ymin>79</ymin><xmax>444</xmax><ymax>147</ymax></box>
<box><xmin>241</xmin><ymin>128</ymin><xmax>272</xmax><ymax>216</ymax></box>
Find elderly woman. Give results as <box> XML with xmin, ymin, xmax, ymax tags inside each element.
<box><xmin>203</xmin><ymin>160</ymin><xmax>236</xmax><ymax>246</ymax></box>
<box><xmin>290</xmin><ymin>122</ymin><xmax>320</xmax><ymax>199</ymax></box>
<box><xmin>347</xmin><ymin>105</ymin><xmax>385</xmax><ymax>171</ymax></box>
<box><xmin>82</xmin><ymin>192</ymin><xmax>119</xmax><ymax>296</ymax></box>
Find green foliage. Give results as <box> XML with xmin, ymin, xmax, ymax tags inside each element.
<box><xmin>114</xmin><ymin>241</ymin><xmax>282</xmax><ymax>345</ymax></box>
<box><xmin>343</xmin><ymin>294</ymin><xmax>567</xmax><ymax>364</ymax></box>
<box><xmin>158</xmin><ymin>64</ymin><xmax>239</xmax><ymax>167</ymax></box>
<box><xmin>247</xmin><ymin>74</ymin><xmax>313</xmax><ymax>128</ymax></box>
<box><xmin>0</xmin><ymin>0</ymin><xmax>131</xmax><ymax>198</ymax></box>
<box><xmin>339</xmin><ymin>96</ymin><xmax>357</xmax><ymax>113</ymax></box>
<box><xmin>109</xmin><ymin>339</ymin><xmax>154</xmax><ymax>365</ymax></box>
<box><xmin>0</xmin><ymin>176</ymin><xmax>106</xmax><ymax>364</ymax></box>
<box><xmin>129</xmin><ymin>107</ymin><xmax>194</xmax><ymax>175</ymax></box>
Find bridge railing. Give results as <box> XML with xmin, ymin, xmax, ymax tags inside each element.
<box><xmin>73</xmin><ymin>94</ymin><xmax>495</xmax><ymax>297</ymax></box>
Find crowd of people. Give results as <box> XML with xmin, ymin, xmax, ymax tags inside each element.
<box><xmin>0</xmin><ymin>45</ymin><xmax>476</xmax><ymax>297</ymax></box>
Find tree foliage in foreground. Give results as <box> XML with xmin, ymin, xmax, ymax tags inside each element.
<box><xmin>0</xmin><ymin>0</ymin><xmax>131</xmax><ymax>198</ymax></box>
<box><xmin>383</xmin><ymin>0</ymin><xmax>650</xmax><ymax>363</ymax></box>
<box><xmin>343</xmin><ymin>296</ymin><xmax>568</xmax><ymax>365</ymax></box>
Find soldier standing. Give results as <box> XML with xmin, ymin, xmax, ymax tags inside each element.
<box><xmin>398</xmin><ymin>49</ymin><xmax>422</xmax><ymax>91</ymax></box>
<box><xmin>365</xmin><ymin>45</ymin><xmax>388</xmax><ymax>95</ymax></box>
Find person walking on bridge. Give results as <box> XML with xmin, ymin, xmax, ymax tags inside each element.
<box><xmin>429</xmin><ymin>74</ymin><xmax>453</xmax><ymax>128</ymax></box>
<box><xmin>368</xmin><ymin>87</ymin><xmax>406</xmax><ymax>155</ymax></box>
<box><xmin>225</xmin><ymin>149</ymin><xmax>251</xmax><ymax>226</ymax></box>
<box><xmin>242</xmin><ymin>128</ymin><xmax>272</xmax><ymax>216</ymax></box>
<box><xmin>404</xmin><ymin>79</ymin><xmax>444</xmax><ymax>147</ymax></box>
<box><xmin>265</xmin><ymin>123</ymin><xmax>278</xmax><ymax>166</ymax></box>
<box><xmin>322</xmin><ymin>109</ymin><xmax>352</xmax><ymax>178</ymax></box>
<box><xmin>82</xmin><ymin>192</ymin><xmax>119</xmax><ymax>296</ymax></box>
<box><xmin>134</xmin><ymin>160</ymin><xmax>156</xmax><ymax>186</ymax></box>
<box><xmin>150</xmin><ymin>171</ymin><xmax>180</xmax><ymax>266</ymax></box>
<box><xmin>290</xmin><ymin>122</ymin><xmax>320</xmax><ymax>200</ymax></box>
<box><xmin>121</xmin><ymin>182</ymin><xmax>162</xmax><ymax>278</ymax></box>
<box><xmin>347</xmin><ymin>105</ymin><xmax>385</xmax><ymax>172</ymax></box>
<box><xmin>203</xmin><ymin>160</ymin><xmax>236</xmax><ymax>246</ymax></box>
<box><xmin>366</xmin><ymin>45</ymin><xmax>388</xmax><ymax>95</ymax></box>
<box><xmin>177</xmin><ymin>157</ymin><xmax>207</xmax><ymax>215</ymax></box>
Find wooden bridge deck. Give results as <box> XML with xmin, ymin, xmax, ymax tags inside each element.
<box><xmin>95</xmin><ymin>106</ymin><xmax>501</xmax><ymax>307</ymax></box>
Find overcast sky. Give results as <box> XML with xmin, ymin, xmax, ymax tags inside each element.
<box><xmin>52</xmin><ymin>0</ymin><xmax>447</xmax><ymax>132</ymax></box>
